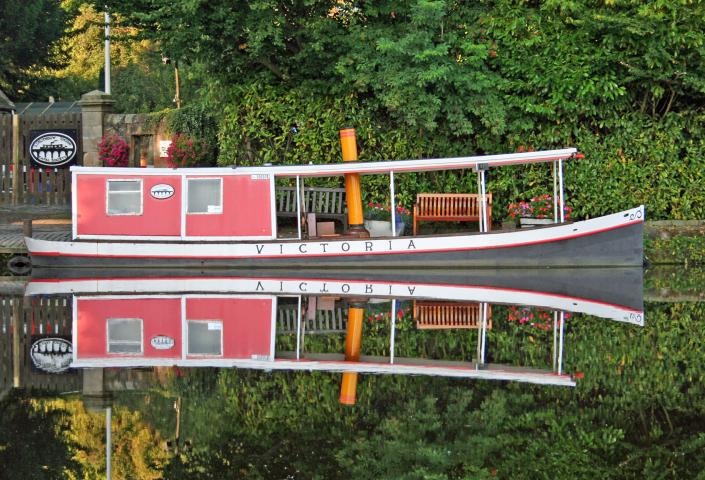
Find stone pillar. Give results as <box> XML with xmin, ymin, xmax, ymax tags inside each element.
<box><xmin>78</xmin><ymin>90</ymin><xmax>115</xmax><ymax>166</ymax></box>
<box><xmin>82</xmin><ymin>368</ymin><xmax>104</xmax><ymax>396</ymax></box>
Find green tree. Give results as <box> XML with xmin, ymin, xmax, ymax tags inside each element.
<box><xmin>50</xmin><ymin>2</ymin><xmax>179</xmax><ymax>111</ymax></box>
<box><xmin>0</xmin><ymin>394</ymin><xmax>79</xmax><ymax>479</ymax></box>
<box><xmin>0</xmin><ymin>0</ymin><xmax>67</xmax><ymax>99</ymax></box>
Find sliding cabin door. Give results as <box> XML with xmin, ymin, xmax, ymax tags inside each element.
<box><xmin>184</xmin><ymin>174</ymin><xmax>276</xmax><ymax>239</ymax></box>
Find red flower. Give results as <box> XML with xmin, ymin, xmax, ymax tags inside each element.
<box><xmin>98</xmin><ymin>135</ymin><xmax>129</xmax><ymax>167</ymax></box>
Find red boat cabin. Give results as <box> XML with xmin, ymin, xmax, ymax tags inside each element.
<box><xmin>73</xmin><ymin>169</ymin><xmax>276</xmax><ymax>240</ymax></box>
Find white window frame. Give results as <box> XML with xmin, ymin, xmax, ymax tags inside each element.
<box><xmin>186</xmin><ymin>319</ymin><xmax>223</xmax><ymax>356</ymax></box>
<box><xmin>106</xmin><ymin>318</ymin><xmax>144</xmax><ymax>355</ymax></box>
<box><xmin>187</xmin><ymin>177</ymin><xmax>223</xmax><ymax>215</ymax></box>
<box><xmin>106</xmin><ymin>179</ymin><xmax>143</xmax><ymax>216</ymax></box>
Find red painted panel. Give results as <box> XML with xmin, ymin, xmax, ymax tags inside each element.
<box><xmin>185</xmin><ymin>297</ymin><xmax>273</xmax><ymax>359</ymax></box>
<box><xmin>76</xmin><ymin>174</ymin><xmax>181</xmax><ymax>236</ymax></box>
<box><xmin>185</xmin><ymin>175</ymin><xmax>272</xmax><ymax>237</ymax></box>
<box><xmin>76</xmin><ymin>298</ymin><xmax>182</xmax><ymax>358</ymax></box>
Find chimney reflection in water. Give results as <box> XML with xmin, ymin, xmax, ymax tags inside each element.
<box><xmin>339</xmin><ymin>303</ymin><xmax>365</xmax><ymax>406</ymax></box>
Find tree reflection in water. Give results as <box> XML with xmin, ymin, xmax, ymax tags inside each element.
<box><xmin>3</xmin><ymin>269</ymin><xmax>704</xmax><ymax>478</ymax></box>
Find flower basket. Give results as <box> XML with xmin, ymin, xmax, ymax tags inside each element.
<box><xmin>364</xmin><ymin>202</ymin><xmax>410</xmax><ymax>236</ymax></box>
<box><xmin>364</xmin><ymin>219</ymin><xmax>405</xmax><ymax>237</ymax></box>
<box><xmin>507</xmin><ymin>194</ymin><xmax>572</xmax><ymax>227</ymax></box>
<box><xmin>508</xmin><ymin>306</ymin><xmax>571</xmax><ymax>330</ymax></box>
<box><xmin>365</xmin><ymin>300</ymin><xmax>409</xmax><ymax>322</ymax></box>
<box><xmin>519</xmin><ymin>217</ymin><xmax>555</xmax><ymax>228</ymax></box>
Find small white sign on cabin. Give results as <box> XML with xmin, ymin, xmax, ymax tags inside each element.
<box><xmin>159</xmin><ymin>140</ymin><xmax>172</xmax><ymax>158</ymax></box>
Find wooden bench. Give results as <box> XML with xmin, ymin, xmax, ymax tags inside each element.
<box><xmin>413</xmin><ymin>301</ymin><xmax>492</xmax><ymax>330</ymax></box>
<box><xmin>413</xmin><ymin>193</ymin><xmax>492</xmax><ymax>235</ymax></box>
<box><xmin>277</xmin><ymin>187</ymin><xmax>348</xmax><ymax>230</ymax></box>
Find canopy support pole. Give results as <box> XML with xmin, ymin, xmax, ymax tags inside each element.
<box><xmin>296</xmin><ymin>176</ymin><xmax>302</xmax><ymax>239</ymax></box>
<box><xmin>476</xmin><ymin>301</ymin><xmax>488</xmax><ymax>366</ymax></box>
<box><xmin>558</xmin><ymin>160</ymin><xmax>565</xmax><ymax>223</ymax></box>
<box><xmin>476</xmin><ymin>167</ymin><xmax>488</xmax><ymax>233</ymax></box>
<box><xmin>552</xmin><ymin>311</ymin><xmax>558</xmax><ymax>371</ymax></box>
<box><xmin>295</xmin><ymin>295</ymin><xmax>302</xmax><ymax>359</ymax></box>
<box><xmin>390</xmin><ymin>171</ymin><xmax>396</xmax><ymax>236</ymax></box>
<box><xmin>558</xmin><ymin>311</ymin><xmax>565</xmax><ymax>374</ymax></box>
<box><xmin>553</xmin><ymin>162</ymin><xmax>559</xmax><ymax>223</ymax></box>
<box><xmin>390</xmin><ymin>300</ymin><xmax>396</xmax><ymax>364</ymax></box>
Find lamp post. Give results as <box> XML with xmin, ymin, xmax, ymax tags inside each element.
<box><xmin>104</xmin><ymin>7</ymin><xmax>111</xmax><ymax>94</ymax></box>
<box><xmin>161</xmin><ymin>55</ymin><xmax>181</xmax><ymax>109</ymax></box>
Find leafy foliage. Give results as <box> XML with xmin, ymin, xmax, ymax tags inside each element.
<box><xmin>165</xmin><ymin>133</ymin><xmax>212</xmax><ymax>167</ymax></box>
<box><xmin>0</xmin><ymin>393</ymin><xmax>79</xmax><ymax>479</ymax></box>
<box><xmin>0</xmin><ymin>0</ymin><xmax>67</xmax><ymax>99</ymax></box>
<box><xmin>646</xmin><ymin>235</ymin><xmax>705</xmax><ymax>266</ymax></box>
<box><xmin>4</xmin><ymin>298</ymin><xmax>705</xmax><ymax>478</ymax></box>
<box><xmin>93</xmin><ymin>0</ymin><xmax>705</xmax><ymax>221</ymax></box>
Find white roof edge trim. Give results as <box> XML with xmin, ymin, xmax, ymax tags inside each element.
<box><xmin>70</xmin><ymin>148</ymin><xmax>579</xmax><ymax>177</ymax></box>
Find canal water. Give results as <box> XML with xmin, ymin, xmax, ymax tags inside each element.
<box><xmin>0</xmin><ymin>266</ymin><xmax>703</xmax><ymax>479</ymax></box>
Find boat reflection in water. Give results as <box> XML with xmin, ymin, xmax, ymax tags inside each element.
<box><xmin>26</xmin><ymin>268</ymin><xmax>644</xmax><ymax>404</ymax></box>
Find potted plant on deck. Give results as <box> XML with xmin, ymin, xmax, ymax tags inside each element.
<box><xmin>364</xmin><ymin>202</ymin><xmax>411</xmax><ymax>237</ymax></box>
<box><xmin>507</xmin><ymin>194</ymin><xmax>572</xmax><ymax>228</ymax></box>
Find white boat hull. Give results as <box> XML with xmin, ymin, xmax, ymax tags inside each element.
<box><xmin>26</xmin><ymin>206</ymin><xmax>644</xmax><ymax>269</ymax></box>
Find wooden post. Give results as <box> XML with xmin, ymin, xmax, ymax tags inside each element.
<box><xmin>23</xmin><ymin>219</ymin><xmax>32</xmax><ymax>238</ymax></box>
<box><xmin>339</xmin><ymin>128</ymin><xmax>369</xmax><ymax>237</ymax></box>
<box><xmin>339</xmin><ymin>304</ymin><xmax>364</xmax><ymax>406</ymax></box>
<box><xmin>174</xmin><ymin>60</ymin><xmax>181</xmax><ymax>109</ymax></box>
<box><xmin>11</xmin><ymin>113</ymin><xmax>20</xmax><ymax>205</ymax></box>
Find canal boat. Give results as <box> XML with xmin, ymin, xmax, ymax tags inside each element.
<box><xmin>25</xmin><ymin>146</ymin><xmax>644</xmax><ymax>268</ymax></box>
<box><xmin>24</xmin><ymin>268</ymin><xmax>644</xmax><ymax>388</ymax></box>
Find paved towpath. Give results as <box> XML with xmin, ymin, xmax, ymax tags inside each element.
<box><xmin>0</xmin><ymin>222</ymin><xmax>72</xmax><ymax>254</ymax></box>
<box><xmin>0</xmin><ymin>205</ymin><xmax>72</xmax><ymax>254</ymax></box>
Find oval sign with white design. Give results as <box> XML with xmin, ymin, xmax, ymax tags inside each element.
<box><xmin>150</xmin><ymin>335</ymin><xmax>175</xmax><ymax>350</ymax></box>
<box><xmin>29</xmin><ymin>132</ymin><xmax>77</xmax><ymax>168</ymax></box>
<box><xmin>30</xmin><ymin>338</ymin><xmax>73</xmax><ymax>373</ymax></box>
<box><xmin>150</xmin><ymin>184</ymin><xmax>175</xmax><ymax>199</ymax></box>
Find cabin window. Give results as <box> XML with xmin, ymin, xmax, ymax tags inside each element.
<box><xmin>187</xmin><ymin>320</ymin><xmax>223</xmax><ymax>356</ymax></box>
<box><xmin>187</xmin><ymin>178</ymin><xmax>222</xmax><ymax>214</ymax></box>
<box><xmin>107</xmin><ymin>318</ymin><xmax>143</xmax><ymax>354</ymax></box>
<box><xmin>106</xmin><ymin>179</ymin><xmax>143</xmax><ymax>215</ymax></box>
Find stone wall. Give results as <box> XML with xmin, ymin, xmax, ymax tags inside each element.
<box><xmin>104</xmin><ymin>112</ymin><xmax>172</xmax><ymax>167</ymax></box>
<box><xmin>79</xmin><ymin>90</ymin><xmax>173</xmax><ymax>168</ymax></box>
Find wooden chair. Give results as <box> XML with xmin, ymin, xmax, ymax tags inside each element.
<box><xmin>277</xmin><ymin>187</ymin><xmax>348</xmax><ymax>229</ymax></box>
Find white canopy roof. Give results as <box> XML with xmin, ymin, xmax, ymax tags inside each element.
<box><xmin>71</xmin><ymin>148</ymin><xmax>579</xmax><ymax>178</ymax></box>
